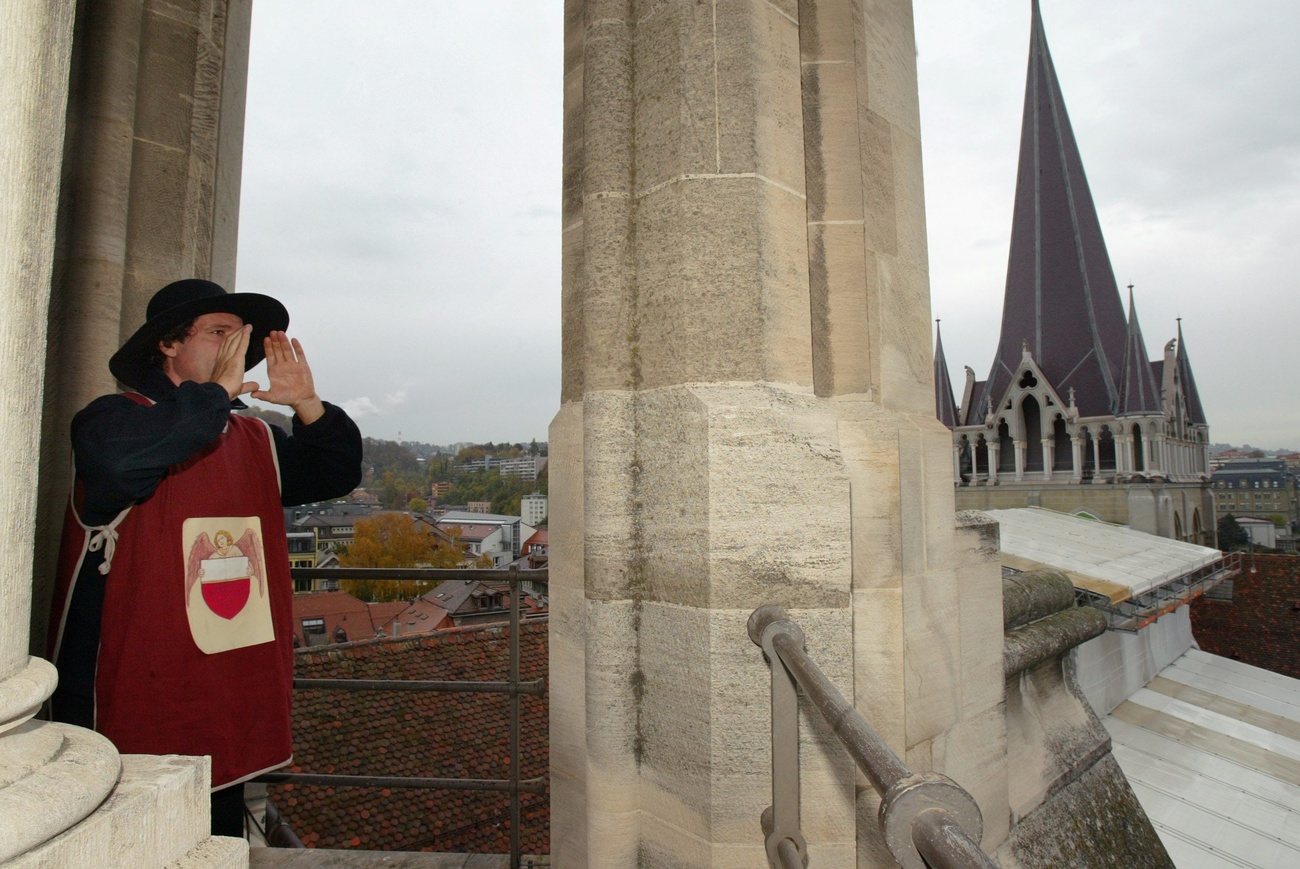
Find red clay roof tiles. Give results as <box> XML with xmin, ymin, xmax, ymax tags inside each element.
<box><xmin>270</xmin><ymin>620</ymin><xmax>549</xmax><ymax>854</ymax></box>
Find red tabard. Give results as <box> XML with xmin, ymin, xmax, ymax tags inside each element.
<box><xmin>52</xmin><ymin>409</ymin><xmax>293</xmax><ymax>790</ymax></box>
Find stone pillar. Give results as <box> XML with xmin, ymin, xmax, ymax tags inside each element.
<box><xmin>552</xmin><ymin>1</ymin><xmax>1006</xmax><ymax>866</ymax></box>
<box><xmin>1070</xmin><ymin>437</ymin><xmax>1083</xmax><ymax>483</ymax></box>
<box><xmin>0</xmin><ymin>1</ymin><xmax>122</xmax><ymax>859</ymax></box>
<box><xmin>1014</xmin><ymin>441</ymin><xmax>1025</xmax><ymax>481</ymax></box>
<box><xmin>4</xmin><ymin>1</ymin><xmax>254</xmax><ymax>864</ymax></box>
<box><xmin>987</xmin><ymin>442</ymin><xmax>998</xmax><ymax>484</ymax></box>
<box><xmin>34</xmin><ymin>0</ymin><xmax>253</xmax><ymax>651</ymax></box>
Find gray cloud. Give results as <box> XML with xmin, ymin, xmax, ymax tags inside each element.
<box><xmin>238</xmin><ymin>1</ymin><xmax>1299</xmax><ymax>449</ymax></box>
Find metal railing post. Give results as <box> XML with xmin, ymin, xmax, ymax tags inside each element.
<box><xmin>509</xmin><ymin>565</ymin><xmax>522</xmax><ymax>869</ymax></box>
<box><xmin>749</xmin><ymin>605</ymin><xmax>996</xmax><ymax>869</ymax></box>
<box><xmin>749</xmin><ymin>607</ymin><xmax>808</xmax><ymax>868</ymax></box>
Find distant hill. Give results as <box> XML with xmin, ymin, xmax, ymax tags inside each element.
<box><xmin>236</xmin><ymin>405</ymin><xmax>292</xmax><ymax>432</ymax></box>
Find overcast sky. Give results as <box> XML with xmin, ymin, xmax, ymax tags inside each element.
<box><xmin>237</xmin><ymin>1</ymin><xmax>1300</xmax><ymax>450</ymax></box>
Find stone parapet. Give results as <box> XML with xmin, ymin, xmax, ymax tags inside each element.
<box><xmin>5</xmin><ymin>754</ymin><xmax>243</xmax><ymax>869</ymax></box>
<box><xmin>995</xmin><ymin>569</ymin><xmax>1171</xmax><ymax>867</ymax></box>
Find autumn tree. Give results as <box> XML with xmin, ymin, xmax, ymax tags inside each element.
<box><xmin>339</xmin><ymin>512</ymin><xmax>464</xmax><ymax>601</ymax></box>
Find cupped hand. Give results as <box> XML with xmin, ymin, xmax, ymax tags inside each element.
<box><xmin>211</xmin><ymin>324</ymin><xmax>259</xmax><ymax>399</ymax></box>
<box><xmin>250</xmin><ymin>331</ymin><xmax>325</xmax><ymax>424</ymax></box>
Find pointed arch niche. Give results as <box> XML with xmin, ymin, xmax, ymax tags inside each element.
<box><xmin>1131</xmin><ymin>423</ymin><xmax>1145</xmax><ymax>472</ymax></box>
<box><xmin>1022</xmin><ymin>395</ymin><xmax>1043</xmax><ymax>472</ymax></box>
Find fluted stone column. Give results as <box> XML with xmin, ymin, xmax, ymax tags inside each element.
<box><xmin>0</xmin><ymin>2</ymin><xmax>122</xmax><ymax>861</ymax></box>
<box><xmin>552</xmin><ymin>2</ymin><xmax>1006</xmax><ymax>866</ymax></box>
<box><xmin>3</xmin><ymin>1</ymin><xmax>252</xmax><ymax>865</ymax></box>
<box><xmin>34</xmin><ymin>0</ymin><xmax>253</xmax><ymax>652</ymax></box>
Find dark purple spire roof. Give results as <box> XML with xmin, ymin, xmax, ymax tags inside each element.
<box><xmin>978</xmin><ymin>0</ymin><xmax>1130</xmax><ymax>418</ymax></box>
<box><xmin>1118</xmin><ymin>289</ymin><xmax>1162</xmax><ymax>415</ymax></box>
<box><xmin>934</xmin><ymin>322</ymin><xmax>958</xmax><ymax>428</ymax></box>
<box><xmin>1175</xmin><ymin>320</ymin><xmax>1208</xmax><ymax>425</ymax></box>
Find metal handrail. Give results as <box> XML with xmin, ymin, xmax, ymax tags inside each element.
<box><xmin>259</xmin><ymin>565</ymin><xmax>547</xmax><ymax>869</ymax></box>
<box><xmin>748</xmin><ymin>606</ymin><xmax>997</xmax><ymax>869</ymax></box>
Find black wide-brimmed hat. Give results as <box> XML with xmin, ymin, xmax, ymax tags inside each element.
<box><xmin>109</xmin><ymin>279</ymin><xmax>289</xmax><ymax>391</ymax></box>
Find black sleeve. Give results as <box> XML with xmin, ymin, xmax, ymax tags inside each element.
<box><xmin>72</xmin><ymin>383</ymin><xmax>233</xmax><ymax>525</ymax></box>
<box><xmin>270</xmin><ymin>402</ymin><xmax>364</xmax><ymax>507</ymax></box>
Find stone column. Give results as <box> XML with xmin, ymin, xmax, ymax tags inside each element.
<box><xmin>552</xmin><ymin>2</ymin><xmax>1006</xmax><ymax>866</ymax></box>
<box><xmin>34</xmin><ymin>0</ymin><xmax>253</xmax><ymax>651</ymax></box>
<box><xmin>1070</xmin><ymin>437</ymin><xmax>1083</xmax><ymax>483</ymax></box>
<box><xmin>1014</xmin><ymin>441</ymin><xmax>1025</xmax><ymax>481</ymax></box>
<box><xmin>0</xmin><ymin>2</ymin><xmax>122</xmax><ymax>860</ymax></box>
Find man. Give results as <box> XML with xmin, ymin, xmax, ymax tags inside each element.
<box><xmin>49</xmin><ymin>279</ymin><xmax>363</xmax><ymax>836</ymax></box>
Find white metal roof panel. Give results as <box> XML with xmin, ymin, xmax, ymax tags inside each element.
<box><xmin>1105</xmin><ymin>649</ymin><xmax>1300</xmax><ymax>867</ymax></box>
<box><xmin>984</xmin><ymin>507</ymin><xmax>1222</xmax><ymax>597</ymax></box>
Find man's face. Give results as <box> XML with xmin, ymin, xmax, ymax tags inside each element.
<box><xmin>159</xmin><ymin>312</ymin><xmax>244</xmax><ymax>386</ymax></box>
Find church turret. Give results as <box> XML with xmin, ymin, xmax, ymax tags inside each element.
<box><xmin>977</xmin><ymin>0</ymin><xmax>1130</xmax><ymax>418</ymax></box>
<box><xmin>1175</xmin><ymin>320</ymin><xmax>1208</xmax><ymax>425</ymax></box>
<box><xmin>934</xmin><ymin>321</ymin><xmax>959</xmax><ymax>428</ymax></box>
<box><xmin>1118</xmin><ymin>288</ymin><xmax>1162</xmax><ymax>416</ymax></box>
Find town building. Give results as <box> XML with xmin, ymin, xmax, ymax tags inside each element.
<box><xmin>286</xmin><ymin>532</ymin><xmax>320</xmax><ymax>591</ymax></box>
<box><xmin>1211</xmin><ymin>459</ymin><xmax>1300</xmax><ymax>531</ymax></box>
<box><xmin>519</xmin><ymin>492</ymin><xmax>547</xmax><ymax>526</ymax></box>
<box><xmin>454</xmin><ymin>455</ymin><xmax>547</xmax><ymax>481</ymax></box>
<box><xmin>935</xmin><ymin>4</ymin><xmax>1214</xmax><ymax>544</ymax></box>
<box><xmin>436</xmin><ymin>510</ymin><xmax>534</xmax><ymax>568</ymax></box>
<box><xmin>409</xmin><ymin>580</ymin><xmax>546</xmax><ymax>630</ymax></box>
<box><xmin>291</xmin><ymin>513</ymin><xmax>360</xmax><ymax>554</ymax></box>
<box><xmin>290</xmin><ymin>590</ymin><xmax>393</xmax><ymax>648</ymax></box>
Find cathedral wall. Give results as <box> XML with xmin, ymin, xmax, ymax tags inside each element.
<box><xmin>954</xmin><ymin>486</ymin><xmax>1132</xmax><ymax>525</ymax></box>
<box><xmin>956</xmin><ymin>482</ymin><xmax>1215</xmax><ymax>544</ymax></box>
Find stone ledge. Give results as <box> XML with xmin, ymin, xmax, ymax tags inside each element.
<box><xmin>4</xmin><ymin>752</ymin><xmax>214</xmax><ymax>868</ymax></box>
<box><xmin>0</xmin><ymin>721</ymin><xmax>120</xmax><ymax>863</ymax></box>
<box><xmin>1002</xmin><ymin>570</ymin><xmax>1076</xmax><ymax>630</ymax></box>
<box><xmin>168</xmin><ymin>836</ymin><xmax>248</xmax><ymax>869</ymax></box>
<box><xmin>1004</xmin><ymin>607</ymin><xmax>1108</xmax><ymax>677</ymax></box>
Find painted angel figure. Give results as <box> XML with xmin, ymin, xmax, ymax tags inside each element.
<box><xmin>185</xmin><ymin>527</ymin><xmax>266</xmax><ymax>620</ymax></box>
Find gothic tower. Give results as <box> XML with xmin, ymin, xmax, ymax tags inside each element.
<box><xmin>939</xmin><ymin>0</ymin><xmax>1214</xmax><ymax>543</ymax></box>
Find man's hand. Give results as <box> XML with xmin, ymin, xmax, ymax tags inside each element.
<box><xmin>211</xmin><ymin>325</ymin><xmax>260</xmax><ymax>400</ymax></box>
<box><xmin>251</xmin><ymin>331</ymin><xmax>325</xmax><ymax>424</ymax></box>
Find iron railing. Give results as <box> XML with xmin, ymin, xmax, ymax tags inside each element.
<box><xmin>748</xmin><ymin>606</ymin><xmax>997</xmax><ymax>869</ymax></box>
<box><xmin>258</xmin><ymin>565</ymin><xmax>547</xmax><ymax>869</ymax></box>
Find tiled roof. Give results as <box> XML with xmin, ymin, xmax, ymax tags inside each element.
<box><xmin>386</xmin><ymin>598</ymin><xmax>452</xmax><ymax>636</ymax></box>
<box><xmin>295</xmin><ymin>514</ymin><xmax>363</xmax><ymax>528</ymax></box>
<box><xmin>271</xmin><ymin>621</ymin><xmax>549</xmax><ymax>854</ymax></box>
<box><xmin>447</xmin><ymin>524</ymin><xmax>496</xmax><ymax>543</ymax></box>
<box><xmin>1192</xmin><ymin>555</ymin><xmax>1300</xmax><ymax>680</ymax></box>
<box><xmin>367</xmin><ymin>601</ymin><xmax>409</xmax><ymax>635</ymax></box>
<box><xmin>292</xmin><ymin>591</ymin><xmax>380</xmax><ymax>646</ymax></box>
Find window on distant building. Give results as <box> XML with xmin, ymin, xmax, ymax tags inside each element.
<box><xmin>302</xmin><ymin>617</ymin><xmax>325</xmax><ymax>637</ymax></box>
